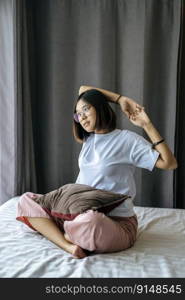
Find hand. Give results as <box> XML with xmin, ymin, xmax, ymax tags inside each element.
<box><xmin>129</xmin><ymin>108</ymin><xmax>152</xmax><ymax>128</ymax></box>
<box><xmin>119</xmin><ymin>96</ymin><xmax>144</xmax><ymax>118</ymax></box>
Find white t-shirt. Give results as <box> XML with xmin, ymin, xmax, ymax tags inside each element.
<box><xmin>75</xmin><ymin>129</ymin><xmax>160</xmax><ymax>217</ymax></box>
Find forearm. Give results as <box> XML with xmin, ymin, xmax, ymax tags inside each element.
<box><xmin>143</xmin><ymin>122</ymin><xmax>177</xmax><ymax>168</ymax></box>
<box><xmin>79</xmin><ymin>85</ymin><xmax>121</xmax><ymax>103</ymax></box>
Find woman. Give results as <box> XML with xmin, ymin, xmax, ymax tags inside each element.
<box><xmin>16</xmin><ymin>85</ymin><xmax>177</xmax><ymax>259</ymax></box>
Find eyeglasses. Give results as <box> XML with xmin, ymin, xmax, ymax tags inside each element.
<box><xmin>74</xmin><ymin>105</ymin><xmax>91</xmax><ymax>123</ymax></box>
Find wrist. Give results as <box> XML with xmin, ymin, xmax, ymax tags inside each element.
<box><xmin>143</xmin><ymin>121</ymin><xmax>153</xmax><ymax>130</ymax></box>
<box><xmin>117</xmin><ymin>95</ymin><xmax>126</xmax><ymax>104</ymax></box>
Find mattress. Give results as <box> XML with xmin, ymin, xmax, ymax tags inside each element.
<box><xmin>0</xmin><ymin>196</ymin><xmax>185</xmax><ymax>278</ymax></box>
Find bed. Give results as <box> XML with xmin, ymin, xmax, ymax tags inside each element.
<box><xmin>0</xmin><ymin>196</ymin><xmax>185</xmax><ymax>278</ymax></box>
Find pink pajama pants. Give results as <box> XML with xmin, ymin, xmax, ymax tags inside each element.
<box><xmin>16</xmin><ymin>192</ymin><xmax>138</xmax><ymax>254</ymax></box>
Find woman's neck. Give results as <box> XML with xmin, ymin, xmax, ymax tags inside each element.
<box><xmin>94</xmin><ymin>129</ymin><xmax>112</xmax><ymax>134</ymax></box>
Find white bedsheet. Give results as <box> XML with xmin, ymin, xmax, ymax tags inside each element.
<box><xmin>0</xmin><ymin>196</ymin><xmax>185</xmax><ymax>278</ymax></box>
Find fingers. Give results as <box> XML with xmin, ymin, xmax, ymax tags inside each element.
<box><xmin>129</xmin><ymin>113</ymin><xmax>136</xmax><ymax>121</ymax></box>
<box><xmin>136</xmin><ymin>104</ymin><xmax>145</xmax><ymax>111</ymax></box>
<box><xmin>129</xmin><ymin>106</ymin><xmax>145</xmax><ymax>121</ymax></box>
<box><xmin>128</xmin><ymin>106</ymin><xmax>144</xmax><ymax>119</ymax></box>
<box><xmin>124</xmin><ymin>104</ymin><xmax>145</xmax><ymax>119</ymax></box>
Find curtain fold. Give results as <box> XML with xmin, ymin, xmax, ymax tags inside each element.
<box><xmin>0</xmin><ymin>0</ymin><xmax>37</xmax><ymax>204</ymax></box>
<box><xmin>0</xmin><ymin>0</ymin><xmax>183</xmax><ymax>208</ymax></box>
<box><xmin>15</xmin><ymin>0</ymin><xmax>37</xmax><ymax>196</ymax></box>
<box><xmin>0</xmin><ymin>0</ymin><xmax>16</xmax><ymax>203</ymax></box>
<box><xmin>174</xmin><ymin>0</ymin><xmax>185</xmax><ymax>209</ymax></box>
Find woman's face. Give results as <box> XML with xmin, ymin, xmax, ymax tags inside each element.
<box><xmin>76</xmin><ymin>99</ymin><xmax>97</xmax><ymax>133</ymax></box>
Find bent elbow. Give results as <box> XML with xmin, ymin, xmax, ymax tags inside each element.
<box><xmin>79</xmin><ymin>85</ymin><xmax>85</xmax><ymax>95</ymax></box>
<box><xmin>167</xmin><ymin>159</ymin><xmax>178</xmax><ymax>170</ymax></box>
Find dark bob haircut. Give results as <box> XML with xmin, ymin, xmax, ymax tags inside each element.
<box><xmin>73</xmin><ymin>89</ymin><xmax>117</xmax><ymax>143</ymax></box>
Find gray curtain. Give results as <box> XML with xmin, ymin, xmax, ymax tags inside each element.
<box><xmin>174</xmin><ymin>1</ymin><xmax>185</xmax><ymax>208</ymax></box>
<box><xmin>15</xmin><ymin>0</ymin><xmax>37</xmax><ymax>196</ymax></box>
<box><xmin>0</xmin><ymin>0</ymin><xmax>16</xmax><ymax>202</ymax></box>
<box><xmin>0</xmin><ymin>0</ymin><xmax>182</xmax><ymax>208</ymax></box>
<box><xmin>0</xmin><ymin>0</ymin><xmax>37</xmax><ymax>204</ymax></box>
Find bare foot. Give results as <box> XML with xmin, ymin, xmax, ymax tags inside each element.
<box><xmin>64</xmin><ymin>233</ymin><xmax>87</xmax><ymax>259</ymax></box>
<box><xmin>71</xmin><ymin>244</ymin><xmax>87</xmax><ymax>259</ymax></box>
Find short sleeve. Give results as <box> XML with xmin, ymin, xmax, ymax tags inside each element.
<box><xmin>75</xmin><ymin>173</ymin><xmax>80</xmax><ymax>184</ymax></box>
<box><xmin>126</xmin><ymin>131</ymin><xmax>160</xmax><ymax>171</ymax></box>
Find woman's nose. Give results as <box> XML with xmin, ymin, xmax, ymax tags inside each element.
<box><xmin>81</xmin><ymin>113</ymin><xmax>87</xmax><ymax>120</ymax></box>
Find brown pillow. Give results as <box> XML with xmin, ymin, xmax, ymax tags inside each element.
<box><xmin>33</xmin><ymin>183</ymin><xmax>130</xmax><ymax>221</ymax></box>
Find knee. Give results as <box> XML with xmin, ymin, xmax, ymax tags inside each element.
<box><xmin>20</xmin><ymin>192</ymin><xmax>28</xmax><ymax>199</ymax></box>
<box><xmin>64</xmin><ymin>210</ymin><xmax>104</xmax><ymax>233</ymax></box>
<box><xmin>20</xmin><ymin>192</ymin><xmax>32</xmax><ymax>200</ymax></box>
<box><xmin>63</xmin><ymin>210</ymin><xmax>105</xmax><ymax>251</ymax></box>
<box><xmin>20</xmin><ymin>192</ymin><xmax>40</xmax><ymax>202</ymax></box>
<box><xmin>85</xmin><ymin>210</ymin><xmax>105</xmax><ymax>227</ymax></box>
<box><xmin>19</xmin><ymin>193</ymin><xmax>28</xmax><ymax>206</ymax></box>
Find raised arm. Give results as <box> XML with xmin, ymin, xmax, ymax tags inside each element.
<box><xmin>79</xmin><ymin>85</ymin><xmax>144</xmax><ymax>118</ymax></box>
<box><xmin>143</xmin><ymin>122</ymin><xmax>177</xmax><ymax>170</ymax></box>
<box><xmin>79</xmin><ymin>85</ymin><xmax>121</xmax><ymax>103</ymax></box>
<box><xmin>128</xmin><ymin>108</ymin><xmax>178</xmax><ymax>170</ymax></box>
